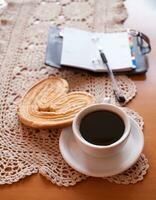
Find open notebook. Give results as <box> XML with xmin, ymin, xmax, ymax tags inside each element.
<box><xmin>61</xmin><ymin>27</ymin><xmax>136</xmax><ymax>72</ymax></box>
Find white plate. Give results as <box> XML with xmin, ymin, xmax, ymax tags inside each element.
<box><xmin>59</xmin><ymin>118</ymin><xmax>144</xmax><ymax>177</ymax></box>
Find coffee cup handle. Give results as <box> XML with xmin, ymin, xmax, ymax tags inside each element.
<box><xmin>103</xmin><ymin>97</ymin><xmax>111</xmax><ymax>104</ymax></box>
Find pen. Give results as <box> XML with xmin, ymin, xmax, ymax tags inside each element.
<box><xmin>99</xmin><ymin>49</ymin><xmax>126</xmax><ymax>103</ymax></box>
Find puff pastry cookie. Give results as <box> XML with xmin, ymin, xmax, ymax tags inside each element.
<box><xmin>17</xmin><ymin>77</ymin><xmax>95</xmax><ymax>128</ymax></box>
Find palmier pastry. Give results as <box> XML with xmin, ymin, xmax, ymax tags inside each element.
<box><xmin>17</xmin><ymin>77</ymin><xmax>95</xmax><ymax>128</ymax></box>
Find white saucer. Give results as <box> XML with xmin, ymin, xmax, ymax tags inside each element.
<box><xmin>59</xmin><ymin>118</ymin><xmax>144</xmax><ymax>177</ymax></box>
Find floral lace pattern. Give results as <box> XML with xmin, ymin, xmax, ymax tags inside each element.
<box><xmin>0</xmin><ymin>0</ymin><xmax>148</xmax><ymax>186</ymax></box>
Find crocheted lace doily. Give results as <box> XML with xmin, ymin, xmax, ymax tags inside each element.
<box><xmin>0</xmin><ymin>0</ymin><xmax>149</xmax><ymax>186</ymax></box>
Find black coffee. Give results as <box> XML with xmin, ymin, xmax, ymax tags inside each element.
<box><xmin>80</xmin><ymin>110</ymin><xmax>125</xmax><ymax>146</ymax></box>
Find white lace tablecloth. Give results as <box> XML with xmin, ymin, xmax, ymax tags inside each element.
<box><xmin>0</xmin><ymin>0</ymin><xmax>149</xmax><ymax>186</ymax></box>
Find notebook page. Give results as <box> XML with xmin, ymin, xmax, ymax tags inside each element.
<box><xmin>61</xmin><ymin>27</ymin><xmax>97</xmax><ymax>71</ymax></box>
<box><xmin>95</xmin><ymin>32</ymin><xmax>134</xmax><ymax>71</ymax></box>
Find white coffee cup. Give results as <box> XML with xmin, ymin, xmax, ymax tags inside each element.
<box><xmin>72</xmin><ymin>103</ymin><xmax>131</xmax><ymax>158</ymax></box>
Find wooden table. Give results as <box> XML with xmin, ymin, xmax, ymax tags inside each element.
<box><xmin>1</xmin><ymin>0</ymin><xmax>156</xmax><ymax>199</ymax></box>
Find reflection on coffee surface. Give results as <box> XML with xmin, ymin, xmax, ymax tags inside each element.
<box><xmin>80</xmin><ymin>110</ymin><xmax>125</xmax><ymax>146</ymax></box>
